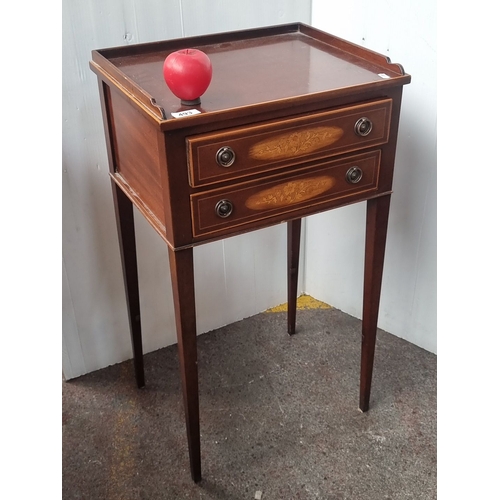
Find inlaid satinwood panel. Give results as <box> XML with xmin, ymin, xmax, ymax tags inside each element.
<box><xmin>191</xmin><ymin>150</ymin><xmax>381</xmax><ymax>238</ymax></box>
<box><xmin>187</xmin><ymin>99</ymin><xmax>391</xmax><ymax>187</ymax></box>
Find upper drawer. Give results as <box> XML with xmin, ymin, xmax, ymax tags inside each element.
<box><xmin>187</xmin><ymin>98</ymin><xmax>392</xmax><ymax>187</ymax></box>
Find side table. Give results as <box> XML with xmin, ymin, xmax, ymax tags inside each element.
<box><xmin>90</xmin><ymin>23</ymin><xmax>410</xmax><ymax>482</ymax></box>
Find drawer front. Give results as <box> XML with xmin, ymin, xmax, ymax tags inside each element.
<box><xmin>191</xmin><ymin>151</ymin><xmax>381</xmax><ymax>238</ymax></box>
<box><xmin>187</xmin><ymin>99</ymin><xmax>391</xmax><ymax>187</ymax></box>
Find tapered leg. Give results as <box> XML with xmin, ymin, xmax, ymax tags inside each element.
<box><xmin>287</xmin><ymin>219</ymin><xmax>302</xmax><ymax>335</ymax></box>
<box><xmin>111</xmin><ymin>183</ymin><xmax>145</xmax><ymax>388</ymax></box>
<box><xmin>168</xmin><ymin>247</ymin><xmax>201</xmax><ymax>483</ymax></box>
<box><xmin>359</xmin><ymin>195</ymin><xmax>391</xmax><ymax>412</ymax></box>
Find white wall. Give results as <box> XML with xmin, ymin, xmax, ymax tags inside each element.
<box><xmin>63</xmin><ymin>0</ymin><xmax>437</xmax><ymax>380</ymax></box>
<box><xmin>308</xmin><ymin>0</ymin><xmax>437</xmax><ymax>353</ymax></box>
<box><xmin>62</xmin><ymin>1</ymin><xmax>311</xmax><ymax>380</ymax></box>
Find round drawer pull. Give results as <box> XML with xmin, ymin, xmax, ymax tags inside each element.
<box><xmin>354</xmin><ymin>117</ymin><xmax>373</xmax><ymax>137</ymax></box>
<box><xmin>346</xmin><ymin>166</ymin><xmax>363</xmax><ymax>184</ymax></box>
<box><xmin>215</xmin><ymin>199</ymin><xmax>234</xmax><ymax>218</ymax></box>
<box><xmin>215</xmin><ymin>146</ymin><xmax>236</xmax><ymax>167</ymax></box>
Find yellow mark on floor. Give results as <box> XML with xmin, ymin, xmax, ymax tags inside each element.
<box><xmin>265</xmin><ymin>294</ymin><xmax>332</xmax><ymax>313</ymax></box>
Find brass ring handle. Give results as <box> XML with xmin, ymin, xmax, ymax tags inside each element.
<box><xmin>215</xmin><ymin>147</ymin><xmax>236</xmax><ymax>167</ymax></box>
<box><xmin>215</xmin><ymin>199</ymin><xmax>234</xmax><ymax>218</ymax></box>
<box><xmin>354</xmin><ymin>117</ymin><xmax>373</xmax><ymax>137</ymax></box>
<box><xmin>346</xmin><ymin>166</ymin><xmax>363</xmax><ymax>184</ymax></box>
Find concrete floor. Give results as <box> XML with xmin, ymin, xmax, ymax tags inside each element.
<box><xmin>62</xmin><ymin>302</ymin><xmax>436</xmax><ymax>500</ymax></box>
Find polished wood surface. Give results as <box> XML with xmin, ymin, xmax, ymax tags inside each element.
<box><xmin>111</xmin><ymin>183</ymin><xmax>145</xmax><ymax>389</ymax></box>
<box><xmin>91</xmin><ymin>23</ymin><xmax>410</xmax><ymax>482</ymax></box>
<box><xmin>360</xmin><ymin>195</ymin><xmax>391</xmax><ymax>412</ymax></box>
<box><xmin>90</xmin><ymin>24</ymin><xmax>409</xmax><ymax>128</ymax></box>
<box><xmin>187</xmin><ymin>99</ymin><xmax>392</xmax><ymax>187</ymax></box>
<box><xmin>167</xmin><ymin>247</ymin><xmax>201</xmax><ymax>482</ymax></box>
<box><xmin>190</xmin><ymin>151</ymin><xmax>381</xmax><ymax>239</ymax></box>
<box><xmin>287</xmin><ymin>219</ymin><xmax>302</xmax><ymax>336</ymax></box>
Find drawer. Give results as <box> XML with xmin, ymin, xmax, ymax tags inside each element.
<box><xmin>191</xmin><ymin>150</ymin><xmax>381</xmax><ymax>238</ymax></box>
<box><xmin>187</xmin><ymin>99</ymin><xmax>391</xmax><ymax>187</ymax></box>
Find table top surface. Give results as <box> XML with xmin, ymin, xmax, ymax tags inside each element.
<box><xmin>91</xmin><ymin>24</ymin><xmax>410</xmax><ymax>126</ymax></box>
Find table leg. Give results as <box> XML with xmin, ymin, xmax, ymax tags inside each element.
<box><xmin>359</xmin><ymin>195</ymin><xmax>391</xmax><ymax>412</ymax></box>
<box><xmin>287</xmin><ymin>219</ymin><xmax>302</xmax><ymax>335</ymax></box>
<box><xmin>111</xmin><ymin>183</ymin><xmax>145</xmax><ymax>388</ymax></box>
<box><xmin>168</xmin><ymin>247</ymin><xmax>201</xmax><ymax>483</ymax></box>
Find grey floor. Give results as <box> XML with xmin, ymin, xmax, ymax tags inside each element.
<box><xmin>62</xmin><ymin>306</ymin><xmax>436</xmax><ymax>500</ymax></box>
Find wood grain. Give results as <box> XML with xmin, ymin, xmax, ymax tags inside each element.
<box><xmin>187</xmin><ymin>98</ymin><xmax>392</xmax><ymax>188</ymax></box>
<box><xmin>249</xmin><ymin>126</ymin><xmax>344</xmax><ymax>161</ymax></box>
<box><xmin>245</xmin><ymin>175</ymin><xmax>335</xmax><ymax>210</ymax></box>
<box><xmin>191</xmin><ymin>150</ymin><xmax>381</xmax><ymax>238</ymax></box>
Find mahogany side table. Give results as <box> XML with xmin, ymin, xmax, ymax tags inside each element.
<box><xmin>90</xmin><ymin>23</ymin><xmax>410</xmax><ymax>482</ymax></box>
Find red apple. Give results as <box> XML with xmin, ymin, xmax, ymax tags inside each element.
<box><xmin>163</xmin><ymin>49</ymin><xmax>212</xmax><ymax>105</ymax></box>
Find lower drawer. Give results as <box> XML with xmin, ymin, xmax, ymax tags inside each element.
<box><xmin>190</xmin><ymin>150</ymin><xmax>381</xmax><ymax>238</ymax></box>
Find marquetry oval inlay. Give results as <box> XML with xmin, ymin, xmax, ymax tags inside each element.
<box><xmin>245</xmin><ymin>175</ymin><xmax>335</xmax><ymax>211</ymax></box>
<box><xmin>249</xmin><ymin>126</ymin><xmax>344</xmax><ymax>161</ymax></box>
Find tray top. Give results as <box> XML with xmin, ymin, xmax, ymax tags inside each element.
<box><xmin>91</xmin><ymin>24</ymin><xmax>410</xmax><ymax>126</ymax></box>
